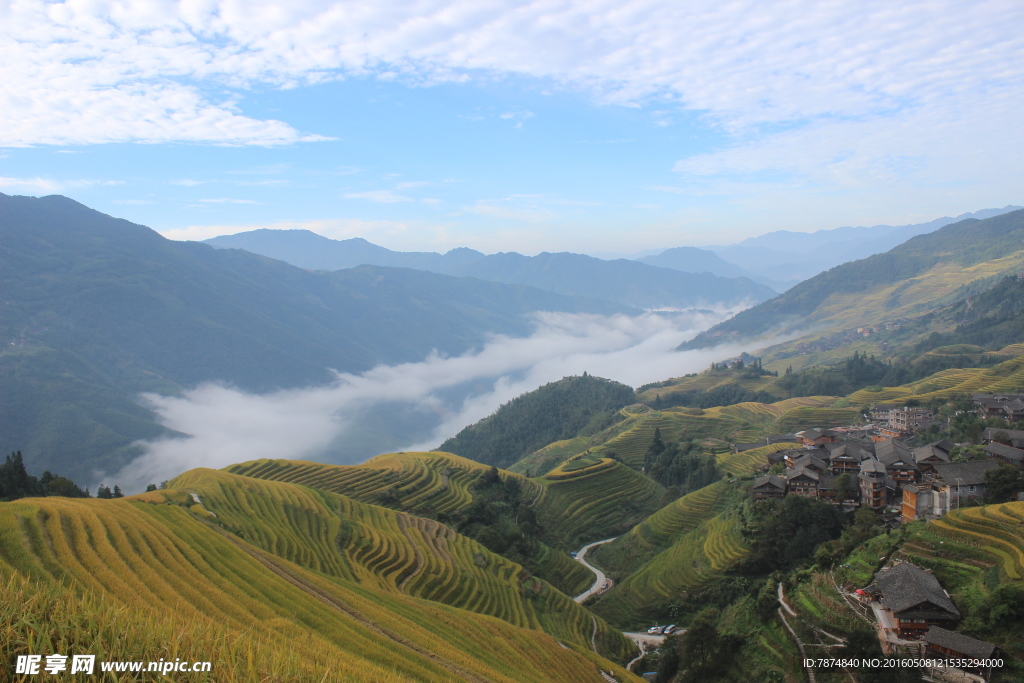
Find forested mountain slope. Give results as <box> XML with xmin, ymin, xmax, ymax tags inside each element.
<box><xmin>438</xmin><ymin>375</ymin><xmax>636</xmax><ymax>469</ymax></box>
<box><xmin>0</xmin><ymin>193</ymin><xmax>628</xmax><ymax>481</ymax></box>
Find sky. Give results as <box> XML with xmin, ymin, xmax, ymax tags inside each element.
<box><xmin>2</xmin><ymin>0</ymin><xmax>1023</xmax><ymax>255</ymax></box>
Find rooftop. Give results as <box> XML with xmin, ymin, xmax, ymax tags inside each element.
<box><xmin>875</xmin><ymin>563</ymin><xmax>960</xmax><ymax>618</ymax></box>
<box><xmin>933</xmin><ymin>460</ymin><xmax>1002</xmax><ymax>486</ymax></box>
<box><xmin>924</xmin><ymin>626</ymin><xmax>997</xmax><ymax>659</ymax></box>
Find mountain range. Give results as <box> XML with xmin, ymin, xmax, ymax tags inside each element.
<box><xmin>0</xmin><ymin>193</ymin><xmax>631</xmax><ymax>482</ymax></box>
<box><xmin>205</xmin><ymin>230</ymin><xmax>776</xmax><ymax>310</ymax></box>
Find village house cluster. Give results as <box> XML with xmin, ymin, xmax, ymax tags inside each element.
<box><xmin>749</xmin><ymin>393</ymin><xmax>1024</xmax><ymax>520</ymax></box>
<box><xmin>742</xmin><ymin>401</ymin><xmax>1023</xmax><ymax>680</ymax></box>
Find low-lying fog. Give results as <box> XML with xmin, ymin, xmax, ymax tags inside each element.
<box><xmin>112</xmin><ymin>310</ymin><xmax>757</xmax><ymax>491</ymax></box>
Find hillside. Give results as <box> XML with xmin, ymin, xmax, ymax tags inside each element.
<box><xmin>683</xmin><ymin>208</ymin><xmax>1024</xmax><ymax>352</ymax></box>
<box><xmin>703</xmin><ymin>205</ymin><xmax>1021</xmax><ymax>291</ymax></box>
<box><xmin>0</xmin><ymin>470</ymin><xmax>640</xmax><ymax>681</ymax></box>
<box><xmin>226</xmin><ymin>453</ymin><xmax>592</xmax><ymax>596</ymax></box>
<box><xmin>0</xmin><ymin>193</ymin><xmax>630</xmax><ymax>481</ymax></box>
<box><xmin>438</xmin><ymin>375</ymin><xmax>637</xmax><ymax>470</ymax></box>
<box><xmin>207</xmin><ymin>230</ymin><xmax>777</xmax><ymax>309</ymax></box>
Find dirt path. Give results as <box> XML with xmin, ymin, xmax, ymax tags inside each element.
<box><xmin>207</xmin><ymin>522</ymin><xmax>490</xmax><ymax>683</ymax></box>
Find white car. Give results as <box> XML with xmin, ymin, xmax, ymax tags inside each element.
<box><xmin>647</xmin><ymin>626</ymin><xmax>661</xmax><ymax>634</ymax></box>
<box><xmin>663</xmin><ymin>624</ymin><xmax>676</xmax><ymax>634</ymax></box>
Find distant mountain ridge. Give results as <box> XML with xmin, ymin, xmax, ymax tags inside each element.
<box><xmin>635</xmin><ymin>205</ymin><xmax>1021</xmax><ymax>292</ymax></box>
<box><xmin>205</xmin><ymin>231</ymin><xmax>777</xmax><ymax>309</ymax></box>
<box><xmin>705</xmin><ymin>205</ymin><xmax>1022</xmax><ymax>288</ymax></box>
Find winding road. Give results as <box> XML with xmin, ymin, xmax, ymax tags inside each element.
<box><xmin>572</xmin><ymin>537</ymin><xmax>617</xmax><ymax>602</ymax></box>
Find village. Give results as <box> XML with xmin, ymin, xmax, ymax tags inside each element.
<box><xmin>749</xmin><ymin>393</ymin><xmax>1024</xmax><ymax>682</ymax></box>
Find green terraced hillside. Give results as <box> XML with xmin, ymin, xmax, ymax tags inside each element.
<box><xmin>591</xmin><ymin>510</ymin><xmax>750</xmax><ymax>628</ymax></box>
<box><xmin>226</xmin><ymin>453</ymin><xmax>593</xmax><ymax>596</ymax></box>
<box><xmin>0</xmin><ymin>480</ymin><xmax>640</xmax><ymax>682</ymax></box>
<box><xmin>848</xmin><ymin>351</ymin><xmax>1024</xmax><ymax>404</ymax></box>
<box><xmin>532</xmin><ymin>458</ymin><xmax>667</xmax><ymax>549</ymax></box>
<box><xmin>172</xmin><ymin>469</ymin><xmax>630</xmax><ymax>658</ymax></box>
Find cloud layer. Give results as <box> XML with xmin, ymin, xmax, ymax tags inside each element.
<box><xmin>110</xmin><ymin>310</ymin><xmax>749</xmax><ymax>491</ymax></box>
<box><xmin>5</xmin><ymin>0</ymin><xmax>1022</xmax><ymax>156</ymax></box>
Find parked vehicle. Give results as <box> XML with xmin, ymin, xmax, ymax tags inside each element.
<box><xmin>663</xmin><ymin>624</ymin><xmax>676</xmax><ymax>634</ymax></box>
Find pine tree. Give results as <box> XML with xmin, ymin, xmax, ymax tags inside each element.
<box><xmin>97</xmin><ymin>485</ymin><xmax>113</xmax><ymax>499</ymax></box>
<box><xmin>112</xmin><ymin>485</ymin><xmax>124</xmax><ymax>498</ymax></box>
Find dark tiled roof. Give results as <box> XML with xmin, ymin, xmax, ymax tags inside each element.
<box><xmin>793</xmin><ymin>454</ymin><xmax>828</xmax><ymax>471</ymax></box>
<box><xmin>933</xmin><ymin>460</ymin><xmax>1002</xmax><ymax>486</ymax></box>
<box><xmin>983</xmin><ymin>428</ymin><xmax>1024</xmax><ymax>442</ymax></box>
<box><xmin>913</xmin><ymin>444</ymin><xmax>950</xmax><ymax>465</ymax></box>
<box><xmin>875</xmin><ymin>563</ymin><xmax>960</xmax><ymax>619</ymax></box>
<box><xmin>860</xmin><ymin>459</ymin><xmax>887</xmax><ymax>474</ymax></box>
<box><xmin>924</xmin><ymin>627</ymin><xmax>997</xmax><ymax>659</ymax></box>
<box><xmin>877</xmin><ymin>440</ymin><xmax>919</xmax><ymax>469</ymax></box>
<box><xmin>933</xmin><ymin>439</ymin><xmax>955</xmax><ymax>455</ymax></box>
<box><xmin>735</xmin><ymin>442</ymin><xmax>763</xmax><ymax>451</ymax></box>
<box><xmin>787</xmin><ymin>466</ymin><xmax>820</xmax><ymax>483</ymax></box>
<box><xmin>753</xmin><ymin>474</ymin><xmax>787</xmax><ymax>491</ymax></box>
<box><xmin>985</xmin><ymin>441</ymin><xmax>1024</xmax><ymax>463</ymax></box>
<box><xmin>801</xmin><ymin>429</ymin><xmax>825</xmax><ymax>440</ymax></box>
<box><xmin>767</xmin><ymin>433</ymin><xmax>799</xmax><ymax>443</ymax></box>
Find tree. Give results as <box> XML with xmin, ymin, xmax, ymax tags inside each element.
<box><xmin>145</xmin><ymin>483</ymin><xmax>158</xmax><ymax>492</ymax></box>
<box><xmin>112</xmin><ymin>485</ymin><xmax>124</xmax><ymax>498</ymax></box>
<box><xmin>833</xmin><ymin>473</ymin><xmax>857</xmax><ymax>502</ymax></box>
<box><xmin>96</xmin><ymin>485</ymin><xmax>113</xmax><ymax>499</ymax></box>
<box><xmin>985</xmin><ymin>464</ymin><xmax>1023</xmax><ymax>504</ymax></box>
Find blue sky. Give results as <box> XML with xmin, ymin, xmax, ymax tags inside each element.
<box><xmin>2</xmin><ymin>0</ymin><xmax>1022</xmax><ymax>255</ymax></box>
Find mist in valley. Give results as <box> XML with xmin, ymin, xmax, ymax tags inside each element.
<box><xmin>111</xmin><ymin>309</ymin><xmax>759</xmax><ymax>491</ymax></box>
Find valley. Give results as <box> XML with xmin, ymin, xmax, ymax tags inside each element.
<box><xmin>4</xmin><ymin>201</ymin><xmax>1024</xmax><ymax>681</ymax></box>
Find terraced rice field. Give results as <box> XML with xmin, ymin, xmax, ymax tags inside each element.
<box><xmin>228</xmin><ymin>452</ymin><xmax>542</xmax><ymax>516</ymax></box>
<box><xmin>170</xmin><ymin>469</ymin><xmax>630</xmax><ymax>658</ymax></box>
<box><xmin>0</xmin><ymin>482</ymin><xmax>638</xmax><ymax>682</ymax></box>
<box><xmin>592</xmin><ymin>512</ymin><xmax>749</xmax><ymax>627</ymax></box>
<box><xmin>849</xmin><ymin>353</ymin><xmax>1024</xmax><ymax>404</ymax></box>
<box><xmin>717</xmin><ymin>443</ymin><xmax>800</xmax><ymax>478</ymax></box>
<box><xmin>534</xmin><ymin>460</ymin><xmax>666</xmax><ymax>548</ymax></box>
<box><xmin>591</xmin><ymin>474</ymin><xmax>749</xmax><ymax>578</ymax></box>
<box><xmin>928</xmin><ymin>502</ymin><xmax>1024</xmax><ymax>582</ymax></box>
<box><xmin>772</xmin><ymin>407</ymin><xmax>863</xmax><ymax>432</ymax></box>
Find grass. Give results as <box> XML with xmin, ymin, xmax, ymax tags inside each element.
<box><xmin>0</xmin><ymin>477</ymin><xmax>641</xmax><ymax>682</ymax></box>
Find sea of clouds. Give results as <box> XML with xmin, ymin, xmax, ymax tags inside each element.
<box><xmin>110</xmin><ymin>309</ymin><xmax>761</xmax><ymax>491</ymax></box>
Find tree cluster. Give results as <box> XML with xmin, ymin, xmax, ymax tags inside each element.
<box><xmin>439</xmin><ymin>375</ymin><xmax>635</xmax><ymax>468</ymax></box>
<box><xmin>0</xmin><ymin>451</ymin><xmax>89</xmax><ymax>501</ymax></box>
<box><xmin>643</xmin><ymin>429</ymin><xmax>719</xmax><ymax>491</ymax></box>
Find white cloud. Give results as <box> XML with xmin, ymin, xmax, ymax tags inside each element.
<box><xmin>109</xmin><ymin>310</ymin><xmax>754</xmax><ymax>491</ymax></box>
<box><xmin>0</xmin><ymin>176</ymin><xmax>59</xmax><ymax>192</ymax></box>
<box><xmin>343</xmin><ymin>190</ymin><xmax>414</xmax><ymax>203</ymax></box>
<box><xmin>3</xmin><ymin>0</ymin><xmax>1020</xmax><ymax>171</ymax></box>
